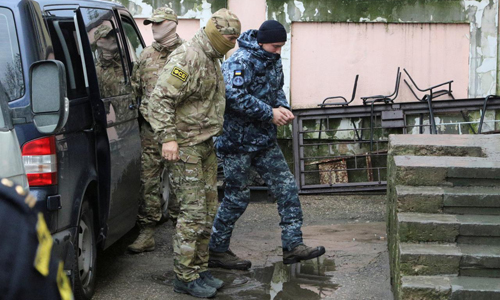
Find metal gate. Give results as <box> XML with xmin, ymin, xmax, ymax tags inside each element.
<box><xmin>292</xmin><ymin>97</ymin><xmax>500</xmax><ymax>194</ymax></box>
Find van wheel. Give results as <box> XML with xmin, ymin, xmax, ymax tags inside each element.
<box><xmin>73</xmin><ymin>201</ymin><xmax>96</xmax><ymax>300</ymax></box>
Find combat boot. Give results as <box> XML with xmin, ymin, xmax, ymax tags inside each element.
<box><xmin>208</xmin><ymin>249</ymin><xmax>252</xmax><ymax>270</ymax></box>
<box><xmin>173</xmin><ymin>277</ymin><xmax>217</xmax><ymax>298</ymax></box>
<box><xmin>127</xmin><ymin>224</ymin><xmax>155</xmax><ymax>253</ymax></box>
<box><xmin>283</xmin><ymin>244</ymin><xmax>326</xmax><ymax>265</ymax></box>
<box><xmin>199</xmin><ymin>271</ymin><xmax>224</xmax><ymax>289</ymax></box>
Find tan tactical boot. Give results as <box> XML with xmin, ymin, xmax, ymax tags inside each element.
<box><xmin>283</xmin><ymin>244</ymin><xmax>325</xmax><ymax>264</ymax></box>
<box><xmin>127</xmin><ymin>224</ymin><xmax>155</xmax><ymax>253</ymax></box>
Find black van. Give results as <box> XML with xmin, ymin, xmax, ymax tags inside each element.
<box><xmin>1</xmin><ymin>0</ymin><xmax>145</xmax><ymax>298</ymax></box>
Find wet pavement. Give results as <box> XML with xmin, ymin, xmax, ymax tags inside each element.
<box><xmin>153</xmin><ymin>257</ymin><xmax>338</xmax><ymax>299</ymax></box>
<box><xmin>93</xmin><ymin>195</ymin><xmax>394</xmax><ymax>300</ymax></box>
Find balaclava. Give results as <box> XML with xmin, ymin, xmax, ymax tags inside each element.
<box><xmin>152</xmin><ymin>21</ymin><xmax>178</xmax><ymax>47</ymax></box>
<box><xmin>204</xmin><ymin>8</ymin><xmax>241</xmax><ymax>55</ymax></box>
<box><xmin>95</xmin><ymin>25</ymin><xmax>118</xmax><ymax>61</ymax></box>
<box><xmin>145</xmin><ymin>7</ymin><xmax>179</xmax><ymax>47</ymax></box>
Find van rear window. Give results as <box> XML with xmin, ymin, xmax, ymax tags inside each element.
<box><xmin>0</xmin><ymin>8</ymin><xmax>24</xmax><ymax>101</ymax></box>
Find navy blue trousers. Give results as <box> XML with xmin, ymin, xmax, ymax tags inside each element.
<box><xmin>209</xmin><ymin>144</ymin><xmax>303</xmax><ymax>252</ymax></box>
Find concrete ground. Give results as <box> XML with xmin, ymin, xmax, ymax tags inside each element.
<box><xmin>93</xmin><ymin>194</ymin><xmax>394</xmax><ymax>300</ymax></box>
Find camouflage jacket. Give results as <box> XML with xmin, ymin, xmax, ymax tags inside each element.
<box><xmin>215</xmin><ymin>29</ymin><xmax>289</xmax><ymax>154</ymax></box>
<box><xmin>95</xmin><ymin>53</ymin><xmax>129</xmax><ymax>98</ymax></box>
<box><xmin>131</xmin><ymin>38</ymin><xmax>182</xmax><ymax>123</ymax></box>
<box><xmin>148</xmin><ymin>29</ymin><xmax>225</xmax><ymax>147</ymax></box>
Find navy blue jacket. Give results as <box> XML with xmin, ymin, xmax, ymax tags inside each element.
<box><xmin>215</xmin><ymin>29</ymin><xmax>289</xmax><ymax>154</ymax></box>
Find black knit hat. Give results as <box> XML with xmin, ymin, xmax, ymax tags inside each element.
<box><xmin>257</xmin><ymin>20</ymin><xmax>287</xmax><ymax>44</ymax></box>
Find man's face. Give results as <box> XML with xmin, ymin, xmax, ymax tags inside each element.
<box><xmin>96</xmin><ymin>35</ymin><xmax>117</xmax><ymax>52</ymax></box>
<box><xmin>223</xmin><ymin>34</ymin><xmax>239</xmax><ymax>45</ymax></box>
<box><xmin>259</xmin><ymin>42</ymin><xmax>286</xmax><ymax>55</ymax></box>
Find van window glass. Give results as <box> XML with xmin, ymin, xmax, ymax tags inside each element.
<box><xmin>0</xmin><ymin>83</ymin><xmax>7</xmax><ymax>129</ymax></box>
<box><xmin>0</xmin><ymin>106</ymin><xmax>5</xmax><ymax>129</ymax></box>
<box><xmin>0</xmin><ymin>7</ymin><xmax>24</xmax><ymax>101</ymax></box>
<box><xmin>80</xmin><ymin>8</ymin><xmax>128</xmax><ymax>98</ymax></box>
<box><xmin>120</xmin><ymin>15</ymin><xmax>143</xmax><ymax>68</ymax></box>
<box><xmin>45</xmin><ymin>9</ymin><xmax>88</xmax><ymax>100</ymax></box>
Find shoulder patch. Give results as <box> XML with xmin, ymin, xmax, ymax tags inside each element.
<box><xmin>232</xmin><ymin>70</ymin><xmax>245</xmax><ymax>88</ymax></box>
<box><xmin>171</xmin><ymin>66</ymin><xmax>189</xmax><ymax>82</ymax></box>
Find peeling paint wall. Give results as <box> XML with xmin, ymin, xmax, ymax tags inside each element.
<box><xmin>117</xmin><ymin>0</ymin><xmax>226</xmax><ymax>32</ymax></box>
<box><xmin>120</xmin><ymin>0</ymin><xmax>500</xmax><ymax>102</ymax></box>
<box><xmin>266</xmin><ymin>0</ymin><xmax>499</xmax><ymax>102</ymax></box>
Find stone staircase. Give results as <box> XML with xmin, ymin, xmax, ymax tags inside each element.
<box><xmin>386</xmin><ymin>134</ymin><xmax>500</xmax><ymax>300</ymax></box>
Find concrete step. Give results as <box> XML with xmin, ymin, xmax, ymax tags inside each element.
<box><xmin>391</xmin><ymin>156</ymin><xmax>500</xmax><ymax>187</ymax></box>
<box><xmin>395</xmin><ymin>185</ymin><xmax>500</xmax><ymax>214</ymax></box>
<box><xmin>399</xmin><ymin>243</ymin><xmax>500</xmax><ymax>277</ymax></box>
<box><xmin>388</xmin><ymin>134</ymin><xmax>492</xmax><ymax>158</ymax></box>
<box><xmin>400</xmin><ymin>276</ymin><xmax>500</xmax><ymax>300</ymax></box>
<box><xmin>397</xmin><ymin>213</ymin><xmax>500</xmax><ymax>243</ymax></box>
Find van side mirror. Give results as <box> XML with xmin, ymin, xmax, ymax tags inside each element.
<box><xmin>30</xmin><ymin>60</ymin><xmax>69</xmax><ymax>134</ymax></box>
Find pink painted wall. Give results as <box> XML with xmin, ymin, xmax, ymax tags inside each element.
<box><xmin>135</xmin><ymin>18</ymin><xmax>200</xmax><ymax>46</ymax></box>
<box><xmin>227</xmin><ymin>0</ymin><xmax>266</xmax><ymax>32</ymax></box>
<box><xmin>227</xmin><ymin>0</ymin><xmax>267</xmax><ymax>56</ymax></box>
<box><xmin>291</xmin><ymin>22</ymin><xmax>470</xmax><ymax>108</ymax></box>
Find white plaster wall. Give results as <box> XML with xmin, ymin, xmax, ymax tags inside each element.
<box><xmin>290</xmin><ymin>23</ymin><xmax>470</xmax><ymax>108</ymax></box>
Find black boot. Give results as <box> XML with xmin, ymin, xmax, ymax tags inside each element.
<box><xmin>173</xmin><ymin>277</ymin><xmax>217</xmax><ymax>298</ymax></box>
<box><xmin>199</xmin><ymin>271</ymin><xmax>224</xmax><ymax>289</ymax></box>
<box><xmin>283</xmin><ymin>244</ymin><xmax>325</xmax><ymax>265</ymax></box>
<box><xmin>208</xmin><ymin>249</ymin><xmax>252</xmax><ymax>270</ymax></box>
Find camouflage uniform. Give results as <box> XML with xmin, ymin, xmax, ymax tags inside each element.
<box><xmin>94</xmin><ymin>25</ymin><xmax>129</xmax><ymax>98</ymax></box>
<box><xmin>148</xmin><ymin>9</ymin><xmax>239</xmax><ymax>280</ymax></box>
<box><xmin>131</xmin><ymin>38</ymin><xmax>183</xmax><ymax>226</ymax></box>
<box><xmin>209</xmin><ymin>29</ymin><xmax>304</xmax><ymax>253</ymax></box>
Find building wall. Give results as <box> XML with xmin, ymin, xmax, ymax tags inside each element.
<box><xmin>290</xmin><ymin>22</ymin><xmax>470</xmax><ymax>107</ymax></box>
<box><xmin>120</xmin><ymin>0</ymin><xmax>499</xmax><ymax>108</ymax></box>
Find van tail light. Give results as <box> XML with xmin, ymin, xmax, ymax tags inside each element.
<box><xmin>22</xmin><ymin>136</ymin><xmax>57</xmax><ymax>186</ymax></box>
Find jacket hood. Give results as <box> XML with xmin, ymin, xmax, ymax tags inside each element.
<box><xmin>237</xmin><ymin>29</ymin><xmax>281</xmax><ymax>61</ymax></box>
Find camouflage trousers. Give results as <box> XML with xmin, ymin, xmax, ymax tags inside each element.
<box><xmin>168</xmin><ymin>139</ymin><xmax>218</xmax><ymax>282</ymax></box>
<box><xmin>210</xmin><ymin>143</ymin><xmax>303</xmax><ymax>252</ymax></box>
<box><xmin>137</xmin><ymin>123</ymin><xmax>179</xmax><ymax>226</ymax></box>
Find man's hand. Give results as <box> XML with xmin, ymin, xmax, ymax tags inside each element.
<box><xmin>272</xmin><ymin>107</ymin><xmax>295</xmax><ymax>126</ymax></box>
<box><xmin>162</xmin><ymin>141</ymin><xmax>179</xmax><ymax>161</ymax></box>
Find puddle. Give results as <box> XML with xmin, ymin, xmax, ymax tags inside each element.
<box><xmin>152</xmin><ymin>256</ymin><xmax>338</xmax><ymax>299</ymax></box>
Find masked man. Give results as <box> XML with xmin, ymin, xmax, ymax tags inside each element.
<box><xmin>148</xmin><ymin>9</ymin><xmax>241</xmax><ymax>298</ymax></box>
<box><xmin>128</xmin><ymin>6</ymin><xmax>182</xmax><ymax>254</ymax></box>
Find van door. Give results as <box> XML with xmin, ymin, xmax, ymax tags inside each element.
<box><xmin>0</xmin><ymin>83</ymin><xmax>28</xmax><ymax>189</ymax></box>
<box><xmin>76</xmin><ymin>7</ymin><xmax>141</xmax><ymax>247</ymax></box>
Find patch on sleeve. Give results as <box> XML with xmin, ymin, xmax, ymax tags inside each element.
<box><xmin>232</xmin><ymin>70</ymin><xmax>245</xmax><ymax>88</ymax></box>
<box><xmin>171</xmin><ymin>66</ymin><xmax>189</xmax><ymax>82</ymax></box>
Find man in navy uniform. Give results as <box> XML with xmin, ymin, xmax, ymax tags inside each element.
<box><xmin>0</xmin><ymin>178</ymin><xmax>73</xmax><ymax>300</ymax></box>
<box><xmin>209</xmin><ymin>20</ymin><xmax>325</xmax><ymax>270</ymax></box>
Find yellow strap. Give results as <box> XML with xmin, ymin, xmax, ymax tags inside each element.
<box><xmin>34</xmin><ymin>212</ymin><xmax>53</xmax><ymax>276</ymax></box>
<box><xmin>57</xmin><ymin>261</ymin><xmax>74</xmax><ymax>300</ymax></box>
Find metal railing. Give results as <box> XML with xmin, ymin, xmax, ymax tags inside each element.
<box><xmin>292</xmin><ymin>97</ymin><xmax>500</xmax><ymax>194</ymax></box>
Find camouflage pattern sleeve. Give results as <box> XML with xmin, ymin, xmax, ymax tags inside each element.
<box><xmin>222</xmin><ymin>60</ymin><xmax>274</xmax><ymax>123</ymax></box>
<box><xmin>131</xmin><ymin>55</ymin><xmax>144</xmax><ymax>99</ymax></box>
<box><xmin>147</xmin><ymin>48</ymin><xmax>193</xmax><ymax>144</ymax></box>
